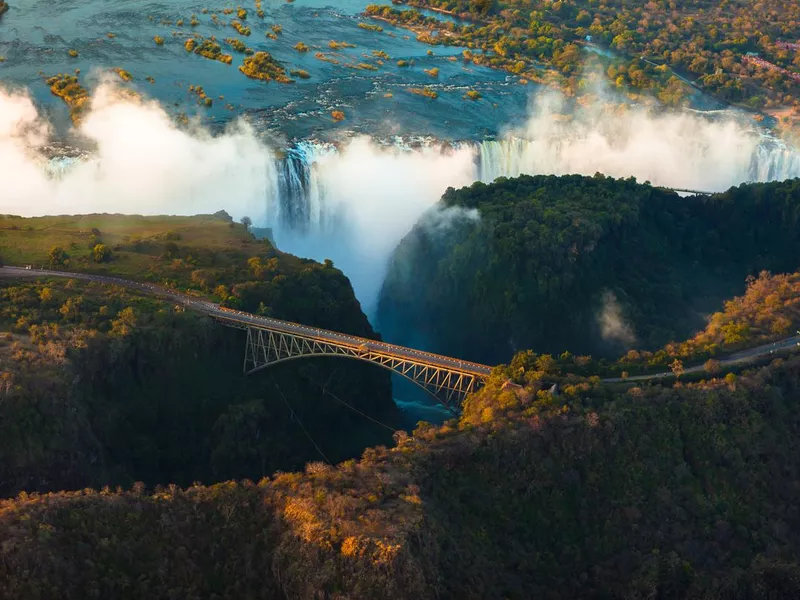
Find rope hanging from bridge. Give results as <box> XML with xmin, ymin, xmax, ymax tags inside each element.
<box><xmin>269</xmin><ymin>372</ymin><xmax>331</xmax><ymax>465</ymax></box>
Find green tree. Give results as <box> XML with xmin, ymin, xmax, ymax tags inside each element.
<box><xmin>722</xmin><ymin>321</ymin><xmax>750</xmax><ymax>345</ymax></box>
<box><xmin>214</xmin><ymin>284</ymin><xmax>229</xmax><ymax>300</ymax></box>
<box><xmin>247</xmin><ymin>256</ymin><xmax>264</xmax><ymax>278</ymax></box>
<box><xmin>92</xmin><ymin>244</ymin><xmax>111</xmax><ymax>263</ymax></box>
<box><xmin>58</xmin><ymin>296</ymin><xmax>83</xmax><ymax>321</ymax></box>
<box><xmin>48</xmin><ymin>246</ymin><xmax>69</xmax><ymax>267</ymax></box>
<box><xmin>111</xmin><ymin>306</ymin><xmax>137</xmax><ymax>336</ymax></box>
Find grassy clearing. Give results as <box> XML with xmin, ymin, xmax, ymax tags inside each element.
<box><xmin>0</xmin><ymin>212</ymin><xmax>272</xmax><ymax>289</ymax></box>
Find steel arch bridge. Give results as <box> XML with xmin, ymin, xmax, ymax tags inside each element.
<box><xmin>213</xmin><ymin>314</ymin><xmax>492</xmax><ymax>410</ymax></box>
<box><xmin>0</xmin><ymin>266</ymin><xmax>493</xmax><ymax>411</ymax></box>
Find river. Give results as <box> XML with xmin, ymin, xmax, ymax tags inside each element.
<box><xmin>0</xmin><ymin>0</ymin><xmax>532</xmax><ymax>140</ymax></box>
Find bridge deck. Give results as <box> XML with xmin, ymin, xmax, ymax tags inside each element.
<box><xmin>1</xmin><ymin>266</ymin><xmax>493</xmax><ymax>378</ymax></box>
<box><xmin>211</xmin><ymin>312</ymin><xmax>493</xmax><ymax>377</ymax></box>
<box><xmin>657</xmin><ymin>186</ymin><xmax>715</xmax><ymax>195</ymax></box>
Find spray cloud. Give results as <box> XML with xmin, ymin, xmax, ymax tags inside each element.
<box><xmin>478</xmin><ymin>90</ymin><xmax>789</xmax><ymax>191</ymax></box>
<box><xmin>597</xmin><ymin>290</ymin><xmax>637</xmax><ymax>348</ymax></box>
<box><xmin>0</xmin><ymin>84</ymin><xmax>271</xmax><ymax>220</ymax></box>
<box><xmin>274</xmin><ymin>138</ymin><xmax>477</xmax><ymax>317</ymax></box>
<box><xmin>1</xmin><ymin>83</ymin><xmax>799</xmax><ymax>318</ymax></box>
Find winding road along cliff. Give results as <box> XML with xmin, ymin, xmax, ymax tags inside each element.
<box><xmin>0</xmin><ymin>266</ymin><xmax>493</xmax><ymax>377</ymax></box>
<box><xmin>2</xmin><ymin>265</ymin><xmax>798</xmax><ymax>383</ymax></box>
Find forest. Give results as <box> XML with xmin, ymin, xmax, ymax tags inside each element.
<box><xmin>369</xmin><ymin>0</ymin><xmax>800</xmax><ymax>118</ymax></box>
<box><xmin>607</xmin><ymin>269</ymin><xmax>800</xmax><ymax>376</ymax></box>
<box><xmin>378</xmin><ymin>175</ymin><xmax>800</xmax><ymax>365</ymax></box>
<box><xmin>2</xmin><ymin>184</ymin><xmax>800</xmax><ymax>596</ymax></box>
<box><xmin>2</xmin><ymin>341</ymin><xmax>800</xmax><ymax>597</ymax></box>
<box><xmin>0</xmin><ymin>213</ymin><xmax>398</xmax><ymax>498</ymax></box>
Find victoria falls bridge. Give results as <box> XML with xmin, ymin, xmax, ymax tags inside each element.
<box><xmin>2</xmin><ymin>266</ymin><xmax>493</xmax><ymax>409</ymax></box>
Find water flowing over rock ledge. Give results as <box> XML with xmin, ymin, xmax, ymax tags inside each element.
<box><xmin>44</xmin><ymin>133</ymin><xmax>800</xmax><ymax>232</ymax></box>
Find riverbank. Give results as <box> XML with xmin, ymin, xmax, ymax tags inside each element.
<box><xmin>368</xmin><ymin>0</ymin><xmax>799</xmax><ymax>133</ymax></box>
<box><xmin>368</xmin><ymin>14</ymin><xmax>457</xmax><ymax>41</ymax></box>
<box><xmin>399</xmin><ymin>0</ymin><xmax>482</xmax><ymax>23</ymax></box>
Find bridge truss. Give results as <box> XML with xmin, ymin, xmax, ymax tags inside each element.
<box><xmin>235</xmin><ymin>325</ymin><xmax>484</xmax><ymax>409</ymax></box>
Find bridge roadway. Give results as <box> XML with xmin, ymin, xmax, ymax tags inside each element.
<box><xmin>3</xmin><ymin>265</ymin><xmax>797</xmax><ymax>385</ymax></box>
<box><xmin>657</xmin><ymin>186</ymin><xmax>716</xmax><ymax>196</ymax></box>
<box><xmin>0</xmin><ymin>266</ymin><xmax>493</xmax><ymax>378</ymax></box>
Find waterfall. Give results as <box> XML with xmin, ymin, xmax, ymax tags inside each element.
<box><xmin>263</xmin><ymin>134</ymin><xmax>800</xmax><ymax>237</ymax></box>
<box><xmin>476</xmin><ymin>138</ymin><xmax>534</xmax><ymax>182</ymax></box>
<box><xmin>15</xmin><ymin>75</ymin><xmax>800</xmax><ymax>320</ymax></box>
<box><xmin>749</xmin><ymin>143</ymin><xmax>800</xmax><ymax>183</ymax></box>
<box><xmin>474</xmin><ymin>135</ymin><xmax>800</xmax><ymax>192</ymax></box>
<box><xmin>44</xmin><ymin>133</ymin><xmax>800</xmax><ymax>236</ymax></box>
<box><xmin>273</xmin><ymin>140</ymin><xmax>339</xmax><ymax>231</ymax></box>
<box><xmin>43</xmin><ymin>156</ymin><xmax>85</xmax><ymax>180</ymax></box>
<box><xmin>37</xmin><ymin>130</ymin><xmax>800</xmax><ymax>320</ymax></box>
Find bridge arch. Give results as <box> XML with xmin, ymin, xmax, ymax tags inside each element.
<box><xmin>241</xmin><ymin>326</ymin><xmax>485</xmax><ymax>410</ymax></box>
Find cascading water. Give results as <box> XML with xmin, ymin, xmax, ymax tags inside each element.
<box><xmin>749</xmin><ymin>143</ymin><xmax>800</xmax><ymax>183</ymax></box>
<box><xmin>43</xmin><ymin>133</ymin><xmax>800</xmax><ymax>236</ymax></box>
<box><xmin>476</xmin><ymin>138</ymin><xmax>533</xmax><ymax>183</ymax></box>
<box><xmin>266</xmin><ymin>133</ymin><xmax>800</xmax><ymax>240</ymax></box>
<box><xmin>264</xmin><ymin>136</ymin><xmax>478</xmax><ymax>318</ymax></box>
<box><xmin>474</xmin><ymin>136</ymin><xmax>800</xmax><ymax>191</ymax></box>
<box><xmin>37</xmin><ymin>113</ymin><xmax>800</xmax><ymax>320</ymax></box>
<box><xmin>42</xmin><ymin>131</ymin><xmax>800</xmax><ymax>259</ymax></box>
<box><xmin>42</xmin><ymin>156</ymin><xmax>88</xmax><ymax>180</ymax></box>
<box><xmin>274</xmin><ymin>141</ymin><xmax>339</xmax><ymax>232</ymax></box>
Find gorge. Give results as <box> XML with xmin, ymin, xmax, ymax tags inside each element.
<box><xmin>9</xmin><ymin>87</ymin><xmax>800</xmax><ymax>323</ymax></box>
<box><xmin>3</xmin><ymin>0</ymin><xmax>800</xmax><ymax>326</ymax></box>
<box><xmin>4</xmin><ymin>0</ymin><xmax>800</xmax><ymax>596</ymax></box>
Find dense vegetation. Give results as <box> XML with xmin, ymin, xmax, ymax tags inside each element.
<box><xmin>3</xmin><ymin>198</ymin><xmax>800</xmax><ymax>597</ymax></box>
<box><xmin>2</xmin><ymin>344</ymin><xmax>800</xmax><ymax>598</ymax></box>
<box><xmin>608</xmin><ymin>269</ymin><xmax>800</xmax><ymax>376</ymax></box>
<box><xmin>0</xmin><ymin>213</ymin><xmax>398</xmax><ymax>497</ymax></box>
<box><xmin>239</xmin><ymin>51</ymin><xmax>292</xmax><ymax>83</ymax></box>
<box><xmin>225</xmin><ymin>37</ymin><xmax>253</xmax><ymax>55</ymax></box>
<box><xmin>187</xmin><ymin>37</ymin><xmax>234</xmax><ymax>65</ymax></box>
<box><xmin>378</xmin><ymin>174</ymin><xmax>800</xmax><ymax>364</ymax></box>
<box><xmin>46</xmin><ymin>74</ymin><xmax>90</xmax><ymax>125</ymax></box>
<box><xmin>367</xmin><ymin>0</ymin><xmax>800</xmax><ymax>119</ymax></box>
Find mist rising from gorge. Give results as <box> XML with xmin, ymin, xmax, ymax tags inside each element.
<box><xmin>1</xmin><ymin>83</ymin><xmax>799</xmax><ymax>318</ymax></box>
<box><xmin>0</xmin><ymin>85</ymin><xmax>271</xmax><ymax>220</ymax></box>
<box><xmin>485</xmin><ymin>91</ymin><xmax>782</xmax><ymax>191</ymax></box>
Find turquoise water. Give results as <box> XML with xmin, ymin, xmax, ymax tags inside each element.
<box><xmin>0</xmin><ymin>0</ymin><xmax>533</xmax><ymax>140</ymax></box>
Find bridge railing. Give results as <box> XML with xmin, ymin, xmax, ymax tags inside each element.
<box><xmin>213</xmin><ymin>312</ymin><xmax>494</xmax><ymax>375</ymax></box>
<box><xmin>656</xmin><ymin>186</ymin><xmax>716</xmax><ymax>195</ymax></box>
<box><xmin>4</xmin><ymin>265</ymin><xmax>494</xmax><ymax>377</ymax></box>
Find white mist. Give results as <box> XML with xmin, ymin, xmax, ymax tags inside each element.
<box><xmin>2</xmin><ymin>84</ymin><xmax>799</xmax><ymax>318</ymax></box>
